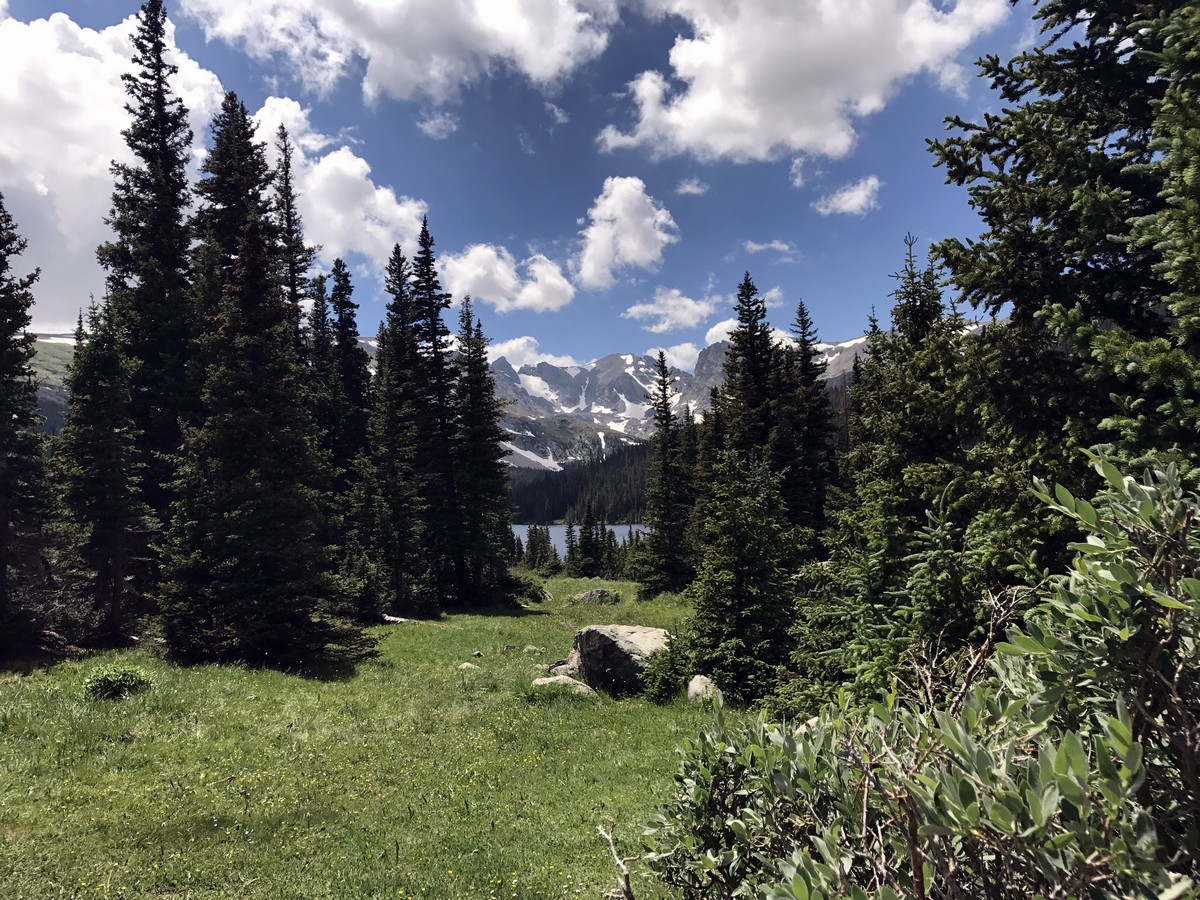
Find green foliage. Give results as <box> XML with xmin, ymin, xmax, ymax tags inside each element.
<box><xmin>642</xmin><ymin>630</ymin><xmax>695</xmax><ymax>704</ymax></box>
<box><xmin>643</xmin><ymin>457</ymin><xmax>1200</xmax><ymax>898</ymax></box>
<box><xmin>688</xmin><ymin>452</ymin><xmax>795</xmax><ymax>706</ymax></box>
<box><xmin>84</xmin><ymin>664</ymin><xmax>152</xmax><ymax>700</ymax></box>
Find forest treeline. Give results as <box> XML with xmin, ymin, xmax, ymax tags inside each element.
<box><xmin>508</xmin><ymin>441</ymin><xmax>649</xmax><ymax>524</ymax></box>
<box><xmin>0</xmin><ymin>0</ymin><xmax>513</xmax><ymax>665</ymax></box>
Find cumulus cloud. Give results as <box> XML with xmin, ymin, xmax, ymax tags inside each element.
<box><xmin>705</xmin><ymin>317</ymin><xmax>736</xmax><ymax>345</ymax></box>
<box><xmin>574</xmin><ymin>176</ymin><xmax>679</xmax><ymax>290</ymax></box>
<box><xmin>743</xmin><ymin>239</ymin><xmax>798</xmax><ymax>263</ymax></box>
<box><xmin>0</xmin><ymin>11</ymin><xmax>223</xmax><ymax>330</ymax></box>
<box><xmin>623</xmin><ymin>286</ymin><xmax>720</xmax><ymax>333</ymax></box>
<box><xmin>646</xmin><ymin>341</ymin><xmax>701</xmax><ymax>372</ymax></box>
<box><xmin>417</xmin><ymin>111</ymin><xmax>459</xmax><ymax>140</ymax></box>
<box><xmin>179</xmin><ymin>0</ymin><xmax>620</xmax><ymax>104</ymax></box>
<box><xmin>488</xmin><ymin>335</ymin><xmax>581</xmax><ymax>368</ymax></box>
<box><xmin>813</xmin><ymin>175</ymin><xmax>883</xmax><ymax>216</ymax></box>
<box><xmin>441</xmin><ymin>243</ymin><xmax>575</xmax><ymax>313</ymax></box>
<box><xmin>253</xmin><ymin>98</ymin><xmax>427</xmax><ymax>268</ymax></box>
<box><xmin>598</xmin><ymin>0</ymin><xmax>1008</xmax><ymax>163</ymax></box>
<box><xmin>545</xmin><ymin>102</ymin><xmax>569</xmax><ymax>126</ymax></box>
<box><xmin>675</xmin><ymin>177</ymin><xmax>709</xmax><ymax>196</ymax></box>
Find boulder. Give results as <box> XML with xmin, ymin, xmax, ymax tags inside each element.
<box><xmin>550</xmin><ymin>624</ymin><xmax>670</xmax><ymax>696</ymax></box>
<box><xmin>687</xmin><ymin>675</ymin><xmax>717</xmax><ymax>704</ymax></box>
<box><xmin>572</xmin><ymin>588</ymin><xmax>622</xmax><ymax>605</ymax></box>
<box><xmin>531</xmin><ymin>675</ymin><xmax>599</xmax><ymax>700</ymax></box>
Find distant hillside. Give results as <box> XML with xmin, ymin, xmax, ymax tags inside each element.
<box><xmin>509</xmin><ymin>442</ymin><xmax>649</xmax><ymax>524</ymax></box>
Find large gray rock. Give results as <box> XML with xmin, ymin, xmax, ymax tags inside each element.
<box><xmin>687</xmin><ymin>675</ymin><xmax>717</xmax><ymax>704</ymax></box>
<box><xmin>550</xmin><ymin>624</ymin><xmax>670</xmax><ymax>696</ymax></box>
<box><xmin>531</xmin><ymin>675</ymin><xmax>599</xmax><ymax>700</ymax></box>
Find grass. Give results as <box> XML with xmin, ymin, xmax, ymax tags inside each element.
<box><xmin>0</xmin><ymin>578</ymin><xmax>712</xmax><ymax>899</ymax></box>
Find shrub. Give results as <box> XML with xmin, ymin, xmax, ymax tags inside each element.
<box><xmin>642</xmin><ymin>625</ymin><xmax>695</xmax><ymax>704</ymax></box>
<box><xmin>84</xmin><ymin>664</ymin><xmax>152</xmax><ymax>700</ymax></box>
<box><xmin>640</xmin><ymin>455</ymin><xmax>1200</xmax><ymax>898</ymax></box>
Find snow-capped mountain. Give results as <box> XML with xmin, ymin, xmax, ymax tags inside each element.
<box><xmin>492</xmin><ymin>335</ymin><xmax>868</xmax><ymax>471</ymax></box>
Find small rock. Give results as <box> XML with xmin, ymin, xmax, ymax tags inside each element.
<box><xmin>572</xmin><ymin>588</ymin><xmax>622</xmax><ymax>605</ymax></box>
<box><xmin>471</xmin><ymin>650</ymin><xmax>483</xmax><ymax>658</ymax></box>
<box><xmin>531</xmin><ymin>675</ymin><xmax>599</xmax><ymax>700</ymax></box>
<box><xmin>382</xmin><ymin>614</ymin><xmax>408</xmax><ymax>624</ymax></box>
<box><xmin>458</xmin><ymin>663</ymin><xmax>480</xmax><ymax>671</ymax></box>
<box><xmin>687</xmin><ymin>675</ymin><xmax>717</xmax><ymax>704</ymax></box>
<box><xmin>522</xmin><ymin>645</ymin><xmax>541</xmax><ymax>653</ymax></box>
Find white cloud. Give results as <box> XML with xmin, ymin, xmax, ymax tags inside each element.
<box><xmin>574</xmin><ymin>176</ymin><xmax>679</xmax><ymax>290</ymax></box>
<box><xmin>545</xmin><ymin>102</ymin><xmax>569</xmax><ymax>125</ymax></box>
<box><xmin>743</xmin><ymin>239</ymin><xmax>798</xmax><ymax>263</ymax></box>
<box><xmin>789</xmin><ymin>157</ymin><xmax>805</xmax><ymax>188</ymax></box>
<box><xmin>179</xmin><ymin>0</ymin><xmax>620</xmax><ymax>104</ymax></box>
<box><xmin>253</xmin><ymin>99</ymin><xmax>427</xmax><ymax>268</ymax></box>
<box><xmin>598</xmin><ymin>0</ymin><xmax>1008</xmax><ymax>163</ymax></box>
<box><xmin>441</xmin><ymin>243</ymin><xmax>575</xmax><ymax>313</ymax></box>
<box><xmin>0</xmin><ymin>11</ymin><xmax>223</xmax><ymax>330</ymax></box>
<box><xmin>623</xmin><ymin>286</ymin><xmax>720</xmax><ymax>333</ymax></box>
<box><xmin>813</xmin><ymin>175</ymin><xmax>883</xmax><ymax>216</ymax></box>
<box><xmin>646</xmin><ymin>341</ymin><xmax>701</xmax><ymax>372</ymax></box>
<box><xmin>488</xmin><ymin>335</ymin><xmax>581</xmax><ymax>368</ymax></box>
<box><xmin>675</xmin><ymin>177</ymin><xmax>709</xmax><ymax>196</ymax></box>
<box><xmin>417</xmin><ymin>111</ymin><xmax>459</xmax><ymax>140</ymax></box>
<box><xmin>705</xmin><ymin>317</ymin><xmax>736</xmax><ymax>345</ymax></box>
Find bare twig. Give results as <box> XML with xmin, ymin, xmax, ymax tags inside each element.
<box><xmin>598</xmin><ymin>823</ymin><xmax>637</xmax><ymax>900</ymax></box>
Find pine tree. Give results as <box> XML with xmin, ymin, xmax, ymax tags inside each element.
<box><xmin>327</xmin><ymin>258</ymin><xmax>371</xmax><ymax>491</ymax></box>
<box><xmin>721</xmin><ymin>272</ymin><xmax>776</xmax><ymax>457</ymax></box>
<box><xmin>641</xmin><ymin>351</ymin><xmax>694</xmax><ymax>596</ymax></box>
<box><xmin>410</xmin><ymin>217</ymin><xmax>463</xmax><ymax>609</ymax></box>
<box><xmin>159</xmin><ymin>94</ymin><xmax>341</xmax><ymax>664</ymax></box>
<box><xmin>53</xmin><ymin>303</ymin><xmax>149</xmax><ymax>642</ymax></box>
<box><xmin>0</xmin><ymin>192</ymin><xmax>47</xmax><ymax>642</ymax></box>
<box><xmin>273</xmin><ymin>125</ymin><xmax>316</xmax><ymax>356</ymax></box>
<box><xmin>453</xmin><ymin>296</ymin><xmax>512</xmax><ymax>603</ymax></box>
<box><xmin>96</xmin><ymin>0</ymin><xmax>195</xmax><ymax>527</ymax></box>
<box><xmin>688</xmin><ymin>451</ymin><xmax>794</xmax><ymax>706</ymax></box>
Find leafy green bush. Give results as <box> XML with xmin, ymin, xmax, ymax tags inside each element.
<box><xmin>642</xmin><ymin>627</ymin><xmax>695</xmax><ymax>704</ymax></box>
<box><xmin>640</xmin><ymin>455</ymin><xmax>1200</xmax><ymax>898</ymax></box>
<box><xmin>84</xmin><ymin>664</ymin><xmax>152</xmax><ymax>700</ymax></box>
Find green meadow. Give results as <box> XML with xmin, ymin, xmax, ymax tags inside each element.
<box><xmin>0</xmin><ymin>580</ymin><xmax>713</xmax><ymax>899</ymax></box>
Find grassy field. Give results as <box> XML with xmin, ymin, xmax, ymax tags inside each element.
<box><xmin>0</xmin><ymin>579</ymin><xmax>709</xmax><ymax>899</ymax></box>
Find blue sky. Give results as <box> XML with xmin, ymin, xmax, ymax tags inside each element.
<box><xmin>0</xmin><ymin>0</ymin><xmax>1035</xmax><ymax>371</ymax></box>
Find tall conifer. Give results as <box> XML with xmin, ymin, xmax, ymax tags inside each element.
<box><xmin>641</xmin><ymin>351</ymin><xmax>693</xmax><ymax>596</ymax></box>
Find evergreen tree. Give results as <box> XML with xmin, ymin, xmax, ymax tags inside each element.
<box><xmin>53</xmin><ymin>304</ymin><xmax>149</xmax><ymax>642</ymax></box>
<box><xmin>641</xmin><ymin>351</ymin><xmax>694</xmax><ymax>596</ymax></box>
<box><xmin>159</xmin><ymin>94</ymin><xmax>341</xmax><ymax>664</ymax></box>
<box><xmin>328</xmin><ymin>258</ymin><xmax>371</xmax><ymax>489</ymax></box>
<box><xmin>688</xmin><ymin>452</ymin><xmax>794</xmax><ymax>706</ymax></box>
<box><xmin>96</xmin><ymin>0</ymin><xmax>195</xmax><ymax>526</ymax></box>
<box><xmin>452</xmin><ymin>296</ymin><xmax>512</xmax><ymax>602</ymax></box>
<box><xmin>410</xmin><ymin>217</ymin><xmax>463</xmax><ymax>609</ymax></box>
<box><xmin>0</xmin><ymin>193</ymin><xmax>47</xmax><ymax>641</ymax></box>
<box><xmin>272</xmin><ymin>125</ymin><xmax>316</xmax><ymax>355</ymax></box>
<box><xmin>306</xmin><ymin>274</ymin><xmax>339</xmax><ymax>458</ymax></box>
<box><xmin>347</xmin><ymin>245</ymin><xmax>427</xmax><ymax>616</ymax></box>
<box><xmin>720</xmin><ymin>273</ymin><xmax>776</xmax><ymax>457</ymax></box>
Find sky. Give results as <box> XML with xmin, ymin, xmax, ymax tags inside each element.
<box><xmin>0</xmin><ymin>0</ymin><xmax>1037</xmax><ymax>372</ymax></box>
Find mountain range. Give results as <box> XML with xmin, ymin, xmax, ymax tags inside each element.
<box><xmin>30</xmin><ymin>333</ymin><xmax>869</xmax><ymax>471</ymax></box>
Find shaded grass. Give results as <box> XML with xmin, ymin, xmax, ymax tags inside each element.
<box><xmin>0</xmin><ymin>582</ymin><xmax>710</xmax><ymax>899</ymax></box>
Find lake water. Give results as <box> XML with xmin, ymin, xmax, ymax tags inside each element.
<box><xmin>512</xmin><ymin>523</ymin><xmax>645</xmax><ymax>556</ymax></box>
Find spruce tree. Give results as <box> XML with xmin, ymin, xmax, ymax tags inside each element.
<box><xmin>327</xmin><ymin>258</ymin><xmax>371</xmax><ymax>488</ymax></box>
<box><xmin>452</xmin><ymin>296</ymin><xmax>512</xmax><ymax>602</ymax></box>
<box><xmin>159</xmin><ymin>93</ymin><xmax>340</xmax><ymax>664</ymax></box>
<box><xmin>721</xmin><ymin>272</ymin><xmax>776</xmax><ymax>457</ymax></box>
<box><xmin>688</xmin><ymin>451</ymin><xmax>794</xmax><ymax>706</ymax></box>
<box><xmin>410</xmin><ymin>218</ymin><xmax>463</xmax><ymax>608</ymax></box>
<box><xmin>273</xmin><ymin>125</ymin><xmax>316</xmax><ymax>356</ymax></box>
<box><xmin>0</xmin><ymin>193</ymin><xmax>47</xmax><ymax>641</ymax></box>
<box><xmin>53</xmin><ymin>303</ymin><xmax>149</xmax><ymax>642</ymax></box>
<box><xmin>641</xmin><ymin>351</ymin><xmax>694</xmax><ymax>596</ymax></box>
<box><xmin>96</xmin><ymin>0</ymin><xmax>195</xmax><ymax>527</ymax></box>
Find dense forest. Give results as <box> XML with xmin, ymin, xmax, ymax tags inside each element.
<box><xmin>509</xmin><ymin>441</ymin><xmax>649</xmax><ymax>524</ymax></box>
<box><xmin>3</xmin><ymin>0</ymin><xmax>1200</xmax><ymax>895</ymax></box>
<box><xmin>0</xmin><ymin>0</ymin><xmax>514</xmax><ymax>665</ymax></box>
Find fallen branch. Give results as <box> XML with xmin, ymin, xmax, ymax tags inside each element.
<box><xmin>598</xmin><ymin>822</ymin><xmax>637</xmax><ymax>900</ymax></box>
